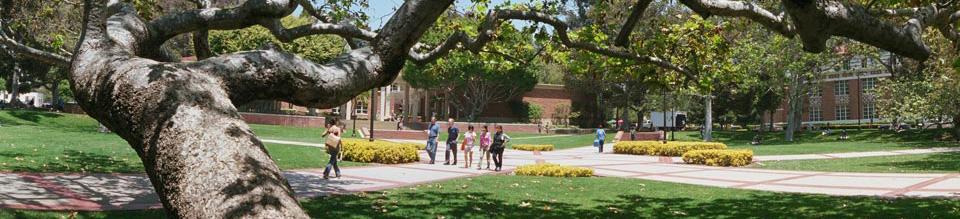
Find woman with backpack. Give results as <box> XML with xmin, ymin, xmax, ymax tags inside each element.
<box><xmin>322</xmin><ymin>118</ymin><xmax>343</xmax><ymax>179</ymax></box>
<box><xmin>490</xmin><ymin>125</ymin><xmax>510</xmax><ymax>171</ymax></box>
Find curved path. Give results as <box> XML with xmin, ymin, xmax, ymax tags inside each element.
<box><xmin>2</xmin><ymin>140</ymin><xmax>959</xmax><ymax>211</ymax></box>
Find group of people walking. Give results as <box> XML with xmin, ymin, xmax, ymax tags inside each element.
<box><xmin>320</xmin><ymin>116</ymin><xmax>513</xmax><ymax>180</ymax></box>
<box><xmin>425</xmin><ymin>117</ymin><xmax>509</xmax><ymax>171</ymax></box>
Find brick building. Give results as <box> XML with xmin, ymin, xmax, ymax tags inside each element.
<box><xmin>765</xmin><ymin>52</ymin><xmax>893</xmax><ymax>125</ymax></box>
<box><xmin>240</xmin><ymin>79</ymin><xmax>579</xmax><ymax>124</ymax></box>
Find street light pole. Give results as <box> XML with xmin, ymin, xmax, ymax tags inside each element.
<box><xmin>662</xmin><ymin>89</ymin><xmax>667</xmax><ymax>142</ymax></box>
<box><xmin>857</xmin><ymin>73</ymin><xmax>862</xmax><ymax>130</ymax></box>
<box><xmin>370</xmin><ymin>88</ymin><xmax>376</xmax><ymax>142</ymax></box>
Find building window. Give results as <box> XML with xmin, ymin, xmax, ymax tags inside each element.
<box><xmin>354</xmin><ymin>102</ymin><xmax>368</xmax><ymax>115</ymax></box>
<box><xmin>863</xmin><ymin>102</ymin><xmax>877</xmax><ymax>120</ymax></box>
<box><xmin>834</xmin><ymin>80</ymin><xmax>849</xmax><ymax>95</ymax></box>
<box><xmin>809</xmin><ymin>105</ymin><xmax>822</xmax><ymax>122</ymax></box>
<box><xmin>331</xmin><ymin>107</ymin><xmax>341</xmax><ymax>115</ymax></box>
<box><xmin>862</xmin><ymin>77</ymin><xmax>877</xmax><ymax>92</ymax></box>
<box><xmin>809</xmin><ymin>85</ymin><xmax>822</xmax><ymax>97</ymax></box>
<box><xmin>389</xmin><ymin>84</ymin><xmax>402</xmax><ymax>93</ymax></box>
<box><xmin>836</xmin><ymin>104</ymin><xmax>849</xmax><ymax>120</ymax></box>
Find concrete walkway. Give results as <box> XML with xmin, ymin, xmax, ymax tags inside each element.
<box><xmin>2</xmin><ymin>141</ymin><xmax>959</xmax><ymax>211</ymax></box>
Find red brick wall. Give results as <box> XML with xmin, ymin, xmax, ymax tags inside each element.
<box><xmin>615</xmin><ymin>131</ymin><xmax>664</xmax><ymax>141</ymax></box>
<box><xmin>240</xmin><ymin>113</ymin><xmax>326</xmax><ymax>128</ymax></box>
<box><xmin>849</xmin><ymin>78</ymin><xmax>862</xmax><ymax>120</ymax></box>
<box><xmin>367</xmin><ymin>129</ymin><xmax>429</xmax><ymax>140</ymax></box>
<box><xmin>822</xmin><ymin>81</ymin><xmax>836</xmax><ymax>121</ymax></box>
<box><xmin>522</xmin><ymin>85</ymin><xmax>573</xmax><ymax>122</ymax></box>
<box><xmin>63</xmin><ymin>103</ymin><xmax>86</xmax><ymax>114</ymax></box>
<box><xmin>404</xmin><ymin>122</ymin><xmax>547</xmax><ymax>134</ymax></box>
<box><xmin>479</xmin><ymin>85</ymin><xmax>576</xmax><ymax>121</ymax></box>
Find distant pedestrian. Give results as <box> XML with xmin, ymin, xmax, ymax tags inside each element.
<box><xmin>462</xmin><ymin>125</ymin><xmax>476</xmax><ymax>168</ymax></box>
<box><xmin>596</xmin><ymin>124</ymin><xmax>606</xmax><ymax>153</ymax></box>
<box><xmin>477</xmin><ymin>125</ymin><xmax>493</xmax><ymax>170</ymax></box>
<box><xmin>490</xmin><ymin>125</ymin><xmax>511</xmax><ymax>171</ymax></box>
<box><xmin>617</xmin><ymin>118</ymin><xmax>624</xmax><ymax>131</ymax></box>
<box><xmin>322</xmin><ymin>118</ymin><xmax>342</xmax><ymax>179</ymax></box>
<box><xmin>424</xmin><ymin>117</ymin><xmax>440</xmax><ymax>164</ymax></box>
<box><xmin>444</xmin><ymin>118</ymin><xmax>460</xmax><ymax>165</ymax></box>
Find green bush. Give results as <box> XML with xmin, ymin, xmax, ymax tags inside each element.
<box><xmin>514</xmin><ymin>163</ymin><xmax>593</xmax><ymax>177</ymax></box>
<box><xmin>613</xmin><ymin>141</ymin><xmax>727</xmax><ymax>156</ymax></box>
<box><xmin>682</xmin><ymin>149</ymin><xmax>754</xmax><ymax>167</ymax></box>
<box><xmin>510</xmin><ymin>101</ymin><xmax>544</xmax><ymax>123</ymax></box>
<box><xmin>340</xmin><ymin>139</ymin><xmax>420</xmax><ymax>164</ymax></box>
<box><xmin>512</xmin><ymin>144</ymin><xmax>554</xmax><ymax>151</ymax></box>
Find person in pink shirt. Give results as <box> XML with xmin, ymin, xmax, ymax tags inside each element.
<box><xmin>461</xmin><ymin>125</ymin><xmax>477</xmax><ymax>168</ymax></box>
<box><xmin>477</xmin><ymin>125</ymin><xmax>493</xmax><ymax>170</ymax></box>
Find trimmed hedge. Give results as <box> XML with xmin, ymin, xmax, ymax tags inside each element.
<box><xmin>613</xmin><ymin>141</ymin><xmax>727</xmax><ymax>156</ymax></box>
<box><xmin>681</xmin><ymin>149</ymin><xmax>754</xmax><ymax>167</ymax></box>
<box><xmin>340</xmin><ymin>139</ymin><xmax>420</xmax><ymax>164</ymax></box>
<box><xmin>512</xmin><ymin>144</ymin><xmax>555</xmax><ymax>151</ymax></box>
<box><xmin>514</xmin><ymin>163</ymin><xmax>594</xmax><ymax>177</ymax></box>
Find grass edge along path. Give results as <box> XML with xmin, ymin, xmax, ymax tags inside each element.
<box><xmin>3</xmin><ymin>175</ymin><xmax>960</xmax><ymax>218</ymax></box>
<box><xmin>751</xmin><ymin>152</ymin><xmax>960</xmax><ymax>173</ymax></box>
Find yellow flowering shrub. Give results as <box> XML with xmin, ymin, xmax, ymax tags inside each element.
<box><xmin>682</xmin><ymin>149</ymin><xmax>754</xmax><ymax>167</ymax></box>
<box><xmin>613</xmin><ymin>141</ymin><xmax>727</xmax><ymax>156</ymax></box>
<box><xmin>514</xmin><ymin>163</ymin><xmax>593</xmax><ymax>177</ymax></box>
<box><xmin>512</xmin><ymin>144</ymin><xmax>555</xmax><ymax>151</ymax></box>
<box><xmin>340</xmin><ymin>139</ymin><xmax>421</xmax><ymax>164</ymax></box>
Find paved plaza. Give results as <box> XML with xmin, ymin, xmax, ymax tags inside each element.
<box><xmin>1</xmin><ymin>140</ymin><xmax>959</xmax><ymax>211</ymax></box>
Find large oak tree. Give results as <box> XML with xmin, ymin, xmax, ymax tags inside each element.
<box><xmin>4</xmin><ymin>0</ymin><xmax>960</xmax><ymax>217</ymax></box>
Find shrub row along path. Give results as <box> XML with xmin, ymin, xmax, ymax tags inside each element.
<box><xmin>2</xmin><ymin>139</ymin><xmax>959</xmax><ymax>211</ymax></box>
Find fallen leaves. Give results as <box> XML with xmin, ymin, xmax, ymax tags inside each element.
<box><xmin>607</xmin><ymin>207</ymin><xmax>621</xmax><ymax>214</ymax></box>
<box><xmin>519</xmin><ymin>201</ymin><xmax>531</xmax><ymax>208</ymax></box>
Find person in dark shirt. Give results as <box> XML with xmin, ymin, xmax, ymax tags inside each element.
<box><xmin>444</xmin><ymin>118</ymin><xmax>460</xmax><ymax>165</ymax></box>
<box><xmin>490</xmin><ymin>125</ymin><xmax>511</xmax><ymax>171</ymax></box>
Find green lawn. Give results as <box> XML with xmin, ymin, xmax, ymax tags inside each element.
<box><xmin>0</xmin><ymin>110</ymin><xmax>360</xmax><ymax>173</ymax></box>
<box><xmin>4</xmin><ymin>175</ymin><xmax>959</xmax><ymax>218</ymax></box>
<box><xmin>752</xmin><ymin>152</ymin><xmax>960</xmax><ymax>173</ymax></box>
<box><xmin>511</xmin><ymin>133</ymin><xmax>614</xmax><ymax>150</ymax></box>
<box><xmin>672</xmin><ymin>129</ymin><xmax>960</xmax><ymax>155</ymax></box>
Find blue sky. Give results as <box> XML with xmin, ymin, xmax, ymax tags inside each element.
<box><xmin>292</xmin><ymin>0</ymin><xmax>547</xmax><ymax>29</ymax></box>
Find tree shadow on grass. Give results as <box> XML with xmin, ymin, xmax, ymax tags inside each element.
<box><xmin>7</xmin><ymin>110</ymin><xmax>62</xmax><ymax>123</ymax></box>
<box><xmin>0</xmin><ymin>150</ymin><xmax>142</xmax><ymax>173</ymax></box>
<box><xmin>865</xmin><ymin>152</ymin><xmax>960</xmax><ymax>172</ymax></box>
<box><xmin>302</xmin><ymin>188</ymin><xmax>960</xmax><ymax>218</ymax></box>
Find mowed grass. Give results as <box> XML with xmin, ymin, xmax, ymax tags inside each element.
<box><xmin>510</xmin><ymin>133</ymin><xmax>614</xmax><ymax>150</ymax></box>
<box><xmin>4</xmin><ymin>175</ymin><xmax>960</xmax><ymax>218</ymax></box>
<box><xmin>0</xmin><ymin>110</ymin><xmax>360</xmax><ymax>173</ymax></box>
<box><xmin>671</xmin><ymin>129</ymin><xmax>960</xmax><ymax>155</ymax></box>
<box><xmin>752</xmin><ymin>152</ymin><xmax>960</xmax><ymax>173</ymax></box>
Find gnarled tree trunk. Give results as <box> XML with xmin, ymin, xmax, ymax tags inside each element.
<box><xmin>66</xmin><ymin>0</ymin><xmax>451</xmax><ymax>217</ymax></box>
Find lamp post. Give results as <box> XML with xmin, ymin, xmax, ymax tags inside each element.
<box><xmin>369</xmin><ymin>88</ymin><xmax>376</xmax><ymax>142</ymax></box>
<box><xmin>857</xmin><ymin>73</ymin><xmax>862</xmax><ymax>130</ymax></box>
<box><xmin>662</xmin><ymin>89</ymin><xmax>667</xmax><ymax>142</ymax></box>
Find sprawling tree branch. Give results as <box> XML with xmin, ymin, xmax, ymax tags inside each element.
<box><xmin>783</xmin><ymin>0</ymin><xmax>930</xmax><ymax>60</ymax></box>
<box><xmin>190</xmin><ymin>0</ymin><xmax>213</xmax><ymax>60</ymax></box>
<box><xmin>407</xmin><ymin>9</ymin><xmax>693</xmax><ymax>77</ymax></box>
<box><xmin>59</xmin><ymin>0</ymin><xmax>455</xmax><ymax>217</ymax></box>
<box><xmin>680</xmin><ymin>0</ymin><xmax>794</xmax><ymax>37</ymax></box>
<box><xmin>258</xmin><ymin>19</ymin><xmax>376</xmax><ymax>43</ymax></box>
<box><xmin>614</xmin><ymin>0</ymin><xmax>653</xmax><ymax>47</ymax></box>
<box><xmin>187</xmin><ymin>48</ymin><xmax>382</xmax><ymax>108</ymax></box>
<box><xmin>0</xmin><ymin>35</ymin><xmax>71</xmax><ymax>67</ymax></box>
